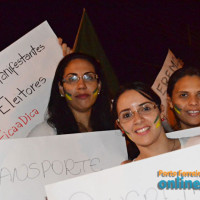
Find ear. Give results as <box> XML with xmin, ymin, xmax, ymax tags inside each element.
<box><xmin>160</xmin><ymin>104</ymin><xmax>166</xmax><ymax>119</ymax></box>
<box><xmin>167</xmin><ymin>95</ymin><xmax>174</xmax><ymax>109</ymax></box>
<box><xmin>97</xmin><ymin>80</ymin><xmax>102</xmax><ymax>93</ymax></box>
<box><xmin>58</xmin><ymin>82</ymin><xmax>64</xmax><ymax>96</ymax></box>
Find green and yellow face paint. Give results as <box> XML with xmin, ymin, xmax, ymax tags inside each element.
<box><xmin>174</xmin><ymin>104</ymin><xmax>182</xmax><ymax>115</ymax></box>
<box><xmin>65</xmin><ymin>91</ymin><xmax>72</xmax><ymax>101</ymax></box>
<box><xmin>154</xmin><ymin>114</ymin><xmax>161</xmax><ymax>128</ymax></box>
<box><xmin>92</xmin><ymin>87</ymin><xmax>99</xmax><ymax>97</ymax></box>
<box><xmin>124</xmin><ymin>130</ymin><xmax>133</xmax><ymax>141</ymax></box>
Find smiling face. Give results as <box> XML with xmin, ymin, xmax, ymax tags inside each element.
<box><xmin>116</xmin><ymin>89</ymin><xmax>165</xmax><ymax>147</ymax></box>
<box><xmin>168</xmin><ymin>75</ymin><xmax>200</xmax><ymax>129</ymax></box>
<box><xmin>59</xmin><ymin>58</ymin><xmax>101</xmax><ymax>113</ymax></box>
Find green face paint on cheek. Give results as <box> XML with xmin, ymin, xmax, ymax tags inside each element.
<box><xmin>154</xmin><ymin>114</ymin><xmax>161</xmax><ymax>128</ymax></box>
<box><xmin>65</xmin><ymin>91</ymin><xmax>72</xmax><ymax>101</ymax></box>
<box><xmin>124</xmin><ymin>130</ymin><xmax>133</xmax><ymax>141</ymax></box>
<box><xmin>174</xmin><ymin>104</ymin><xmax>182</xmax><ymax>115</ymax></box>
<box><xmin>92</xmin><ymin>87</ymin><xmax>98</xmax><ymax>97</ymax></box>
<box><xmin>124</xmin><ymin>130</ymin><xmax>129</xmax><ymax>135</ymax></box>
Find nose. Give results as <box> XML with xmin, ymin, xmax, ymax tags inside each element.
<box><xmin>77</xmin><ymin>77</ymin><xmax>87</xmax><ymax>89</ymax></box>
<box><xmin>132</xmin><ymin>111</ymin><xmax>144</xmax><ymax>124</ymax></box>
<box><xmin>188</xmin><ymin>95</ymin><xmax>199</xmax><ymax>106</ymax></box>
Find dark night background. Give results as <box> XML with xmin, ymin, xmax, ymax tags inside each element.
<box><xmin>1</xmin><ymin>1</ymin><xmax>200</xmax><ymax>86</ymax></box>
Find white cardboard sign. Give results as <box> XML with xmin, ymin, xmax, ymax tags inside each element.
<box><xmin>0</xmin><ymin>21</ymin><xmax>63</xmax><ymax>139</ymax></box>
<box><xmin>46</xmin><ymin>134</ymin><xmax>200</xmax><ymax>200</ymax></box>
<box><xmin>151</xmin><ymin>49</ymin><xmax>183</xmax><ymax>116</ymax></box>
<box><xmin>0</xmin><ymin>129</ymin><xmax>127</xmax><ymax>200</ymax></box>
<box><xmin>167</xmin><ymin>126</ymin><xmax>200</xmax><ymax>139</ymax></box>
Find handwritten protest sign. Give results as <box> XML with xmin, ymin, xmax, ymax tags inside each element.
<box><xmin>0</xmin><ymin>129</ymin><xmax>127</xmax><ymax>200</ymax></box>
<box><xmin>151</xmin><ymin>49</ymin><xmax>183</xmax><ymax>117</ymax></box>
<box><xmin>45</xmin><ymin>129</ymin><xmax>200</xmax><ymax>200</ymax></box>
<box><xmin>0</xmin><ymin>21</ymin><xmax>63</xmax><ymax>139</ymax></box>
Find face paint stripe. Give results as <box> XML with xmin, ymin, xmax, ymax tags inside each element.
<box><xmin>174</xmin><ymin>104</ymin><xmax>181</xmax><ymax>114</ymax></box>
<box><xmin>65</xmin><ymin>91</ymin><xmax>72</xmax><ymax>101</ymax></box>
<box><xmin>154</xmin><ymin>115</ymin><xmax>159</xmax><ymax>124</ymax></box>
<box><xmin>125</xmin><ymin>130</ymin><xmax>129</xmax><ymax>135</ymax></box>
<box><xmin>124</xmin><ymin>130</ymin><xmax>133</xmax><ymax>141</ymax></box>
<box><xmin>154</xmin><ymin>114</ymin><xmax>161</xmax><ymax>128</ymax></box>
<box><xmin>93</xmin><ymin>87</ymin><xmax>98</xmax><ymax>97</ymax></box>
<box><xmin>155</xmin><ymin>118</ymin><xmax>161</xmax><ymax>128</ymax></box>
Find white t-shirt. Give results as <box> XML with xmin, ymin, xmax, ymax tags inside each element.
<box><xmin>28</xmin><ymin>121</ymin><xmax>56</xmax><ymax>137</ymax></box>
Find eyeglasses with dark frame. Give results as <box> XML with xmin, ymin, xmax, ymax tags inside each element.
<box><xmin>117</xmin><ymin>102</ymin><xmax>158</xmax><ymax>124</ymax></box>
<box><xmin>62</xmin><ymin>72</ymin><xmax>98</xmax><ymax>84</ymax></box>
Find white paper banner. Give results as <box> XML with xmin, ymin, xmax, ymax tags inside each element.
<box><xmin>0</xmin><ymin>129</ymin><xmax>127</xmax><ymax>200</ymax></box>
<box><xmin>151</xmin><ymin>49</ymin><xmax>183</xmax><ymax>116</ymax></box>
<box><xmin>0</xmin><ymin>21</ymin><xmax>63</xmax><ymax>139</ymax></box>
<box><xmin>167</xmin><ymin>126</ymin><xmax>200</xmax><ymax>138</ymax></box>
<box><xmin>46</xmin><ymin>135</ymin><xmax>200</xmax><ymax>200</ymax></box>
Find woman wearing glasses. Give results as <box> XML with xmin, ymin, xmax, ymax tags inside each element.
<box><xmin>113</xmin><ymin>82</ymin><xmax>182</xmax><ymax>162</ymax></box>
<box><xmin>28</xmin><ymin>53</ymin><xmax>114</xmax><ymax>136</ymax></box>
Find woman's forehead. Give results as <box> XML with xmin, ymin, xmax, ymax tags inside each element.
<box><xmin>174</xmin><ymin>75</ymin><xmax>200</xmax><ymax>91</ymax></box>
<box><xmin>117</xmin><ymin>89</ymin><xmax>150</xmax><ymax>110</ymax></box>
<box><xmin>64</xmin><ymin>59</ymin><xmax>96</xmax><ymax>75</ymax></box>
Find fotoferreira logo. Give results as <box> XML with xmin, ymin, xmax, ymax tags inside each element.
<box><xmin>157</xmin><ymin>170</ymin><xmax>200</xmax><ymax>190</ymax></box>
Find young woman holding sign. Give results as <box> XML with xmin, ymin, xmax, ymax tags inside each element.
<box><xmin>28</xmin><ymin>52</ymin><xmax>114</xmax><ymax>136</ymax></box>
<box><xmin>112</xmin><ymin>82</ymin><xmax>184</xmax><ymax>162</ymax></box>
<box><xmin>167</xmin><ymin>67</ymin><xmax>200</xmax><ymax>130</ymax></box>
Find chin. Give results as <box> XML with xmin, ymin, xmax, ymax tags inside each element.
<box><xmin>184</xmin><ymin>122</ymin><xmax>200</xmax><ymax>129</ymax></box>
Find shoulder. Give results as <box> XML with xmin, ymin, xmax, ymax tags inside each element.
<box><xmin>27</xmin><ymin>121</ymin><xmax>57</xmax><ymax>137</ymax></box>
<box><xmin>121</xmin><ymin>159</ymin><xmax>133</xmax><ymax>165</ymax></box>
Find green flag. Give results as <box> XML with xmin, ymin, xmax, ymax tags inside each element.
<box><xmin>73</xmin><ymin>9</ymin><xmax>119</xmax><ymax>96</ymax></box>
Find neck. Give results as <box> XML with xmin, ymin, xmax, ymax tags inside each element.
<box><xmin>136</xmin><ymin>130</ymin><xmax>178</xmax><ymax>161</ymax></box>
<box><xmin>179</xmin><ymin>122</ymin><xmax>198</xmax><ymax>130</ymax></box>
<box><xmin>71</xmin><ymin>109</ymin><xmax>92</xmax><ymax>132</ymax></box>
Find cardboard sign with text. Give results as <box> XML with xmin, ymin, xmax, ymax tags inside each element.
<box><xmin>151</xmin><ymin>49</ymin><xmax>183</xmax><ymax>117</ymax></box>
<box><xmin>0</xmin><ymin>21</ymin><xmax>63</xmax><ymax>139</ymax></box>
<box><xmin>0</xmin><ymin>129</ymin><xmax>127</xmax><ymax>200</ymax></box>
<box><xmin>46</xmin><ymin>128</ymin><xmax>200</xmax><ymax>200</ymax></box>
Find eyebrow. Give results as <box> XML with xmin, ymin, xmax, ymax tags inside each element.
<box><xmin>177</xmin><ymin>91</ymin><xmax>189</xmax><ymax>93</ymax></box>
<box><xmin>64</xmin><ymin>73</ymin><xmax>77</xmax><ymax>77</ymax></box>
<box><xmin>119</xmin><ymin>108</ymin><xmax>131</xmax><ymax>115</ymax></box>
<box><xmin>65</xmin><ymin>72</ymin><xmax>95</xmax><ymax>77</ymax></box>
<box><xmin>176</xmin><ymin>91</ymin><xmax>200</xmax><ymax>95</ymax></box>
<box><xmin>139</xmin><ymin>101</ymin><xmax>153</xmax><ymax>106</ymax></box>
<box><xmin>118</xmin><ymin>101</ymin><xmax>153</xmax><ymax>115</ymax></box>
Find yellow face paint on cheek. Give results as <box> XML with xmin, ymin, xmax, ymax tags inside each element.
<box><xmin>154</xmin><ymin>115</ymin><xmax>161</xmax><ymax>128</ymax></box>
<box><xmin>92</xmin><ymin>87</ymin><xmax>98</xmax><ymax>97</ymax></box>
<box><xmin>174</xmin><ymin>104</ymin><xmax>181</xmax><ymax>115</ymax></box>
<box><xmin>65</xmin><ymin>91</ymin><xmax>72</xmax><ymax>101</ymax></box>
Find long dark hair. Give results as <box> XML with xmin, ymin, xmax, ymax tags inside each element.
<box><xmin>167</xmin><ymin>67</ymin><xmax>200</xmax><ymax>97</ymax></box>
<box><xmin>112</xmin><ymin>81</ymin><xmax>162</xmax><ymax>160</ymax></box>
<box><xmin>47</xmin><ymin>52</ymin><xmax>114</xmax><ymax>134</ymax></box>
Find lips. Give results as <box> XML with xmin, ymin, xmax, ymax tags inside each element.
<box><xmin>75</xmin><ymin>94</ymin><xmax>90</xmax><ymax>99</ymax></box>
<box><xmin>135</xmin><ymin>126</ymin><xmax>150</xmax><ymax>135</ymax></box>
